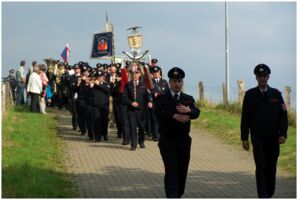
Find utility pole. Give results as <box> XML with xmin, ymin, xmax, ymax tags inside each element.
<box><xmin>225</xmin><ymin>1</ymin><xmax>230</xmax><ymax>103</ymax></box>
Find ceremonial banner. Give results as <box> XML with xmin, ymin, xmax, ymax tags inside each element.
<box><xmin>91</xmin><ymin>32</ymin><xmax>113</xmax><ymax>58</ymax></box>
<box><xmin>60</xmin><ymin>44</ymin><xmax>70</xmax><ymax>62</ymax></box>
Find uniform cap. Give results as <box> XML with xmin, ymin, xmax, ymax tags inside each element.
<box><xmin>151</xmin><ymin>66</ymin><xmax>161</xmax><ymax>73</ymax></box>
<box><xmin>58</xmin><ymin>62</ymin><xmax>64</xmax><ymax>66</ymax></box>
<box><xmin>73</xmin><ymin>64</ymin><xmax>80</xmax><ymax>69</ymax></box>
<box><xmin>95</xmin><ymin>71</ymin><xmax>105</xmax><ymax>77</ymax></box>
<box><xmin>151</xmin><ymin>59</ymin><xmax>158</xmax><ymax>64</ymax></box>
<box><xmin>9</xmin><ymin>69</ymin><xmax>15</xmax><ymax>73</ymax></box>
<box><xmin>254</xmin><ymin>64</ymin><xmax>271</xmax><ymax>75</ymax></box>
<box><xmin>167</xmin><ymin>67</ymin><xmax>185</xmax><ymax>79</ymax></box>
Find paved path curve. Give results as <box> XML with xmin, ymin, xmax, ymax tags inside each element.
<box><xmin>55</xmin><ymin>109</ymin><xmax>296</xmax><ymax>198</ymax></box>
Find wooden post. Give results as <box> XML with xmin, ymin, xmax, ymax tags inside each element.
<box><xmin>198</xmin><ymin>81</ymin><xmax>204</xmax><ymax>101</ymax></box>
<box><xmin>2</xmin><ymin>83</ymin><xmax>6</xmax><ymax>116</ymax></box>
<box><xmin>222</xmin><ymin>82</ymin><xmax>228</xmax><ymax>105</ymax></box>
<box><xmin>237</xmin><ymin>80</ymin><xmax>245</xmax><ymax>107</ymax></box>
<box><xmin>284</xmin><ymin>86</ymin><xmax>291</xmax><ymax>111</ymax></box>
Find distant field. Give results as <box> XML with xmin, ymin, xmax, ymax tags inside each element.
<box><xmin>192</xmin><ymin>107</ymin><xmax>296</xmax><ymax>176</ymax></box>
<box><xmin>2</xmin><ymin>106</ymin><xmax>75</xmax><ymax>197</ymax></box>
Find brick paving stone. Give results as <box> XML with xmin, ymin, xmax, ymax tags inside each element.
<box><xmin>55</xmin><ymin>109</ymin><xmax>296</xmax><ymax>198</ymax></box>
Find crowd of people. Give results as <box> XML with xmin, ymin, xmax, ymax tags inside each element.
<box><xmin>5</xmin><ymin>58</ymin><xmax>170</xmax><ymax>147</ymax></box>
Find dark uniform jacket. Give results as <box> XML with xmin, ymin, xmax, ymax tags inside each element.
<box><xmin>91</xmin><ymin>82</ymin><xmax>110</xmax><ymax>108</ymax></box>
<box><xmin>241</xmin><ymin>86</ymin><xmax>288</xmax><ymax>141</ymax></box>
<box><xmin>69</xmin><ymin>74</ymin><xmax>80</xmax><ymax>98</ymax></box>
<box><xmin>155</xmin><ymin>89</ymin><xmax>200</xmax><ymax>139</ymax></box>
<box><xmin>122</xmin><ymin>80</ymin><xmax>152</xmax><ymax>110</ymax></box>
<box><xmin>151</xmin><ymin>78</ymin><xmax>169</xmax><ymax>101</ymax></box>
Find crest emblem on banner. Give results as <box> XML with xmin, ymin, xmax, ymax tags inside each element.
<box><xmin>91</xmin><ymin>32</ymin><xmax>114</xmax><ymax>58</ymax></box>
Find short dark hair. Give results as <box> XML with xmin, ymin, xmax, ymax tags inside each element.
<box><xmin>20</xmin><ymin>60</ymin><xmax>26</xmax><ymax>66</ymax></box>
<box><xmin>32</xmin><ymin>61</ymin><xmax>37</xmax><ymax>67</ymax></box>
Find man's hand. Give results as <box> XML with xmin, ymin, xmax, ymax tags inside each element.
<box><xmin>176</xmin><ymin>104</ymin><xmax>191</xmax><ymax>114</ymax></box>
<box><xmin>94</xmin><ymin>79</ymin><xmax>100</xmax><ymax>85</ymax></box>
<box><xmin>148</xmin><ymin>102</ymin><xmax>153</xmax><ymax>109</ymax></box>
<box><xmin>242</xmin><ymin>140</ymin><xmax>249</xmax><ymax>151</ymax></box>
<box><xmin>279</xmin><ymin>136</ymin><xmax>286</xmax><ymax>144</ymax></box>
<box><xmin>131</xmin><ymin>102</ymin><xmax>139</xmax><ymax>108</ymax></box>
<box><xmin>173</xmin><ymin>114</ymin><xmax>190</xmax><ymax>123</ymax></box>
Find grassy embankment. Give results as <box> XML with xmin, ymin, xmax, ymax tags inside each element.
<box><xmin>2</xmin><ymin>106</ymin><xmax>75</xmax><ymax>197</ymax></box>
<box><xmin>192</xmin><ymin>101</ymin><xmax>296</xmax><ymax>176</ymax></box>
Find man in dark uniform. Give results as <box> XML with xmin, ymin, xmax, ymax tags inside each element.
<box><xmin>122</xmin><ymin>64</ymin><xmax>153</xmax><ymax>151</ymax></box>
<box><xmin>150</xmin><ymin>66</ymin><xmax>169</xmax><ymax>141</ymax></box>
<box><xmin>92</xmin><ymin>71</ymin><xmax>111</xmax><ymax>141</ymax></box>
<box><xmin>241</xmin><ymin>64</ymin><xmax>288</xmax><ymax>198</ymax></box>
<box><xmin>69</xmin><ymin>64</ymin><xmax>81</xmax><ymax>130</ymax></box>
<box><xmin>155</xmin><ymin>67</ymin><xmax>200</xmax><ymax>198</ymax></box>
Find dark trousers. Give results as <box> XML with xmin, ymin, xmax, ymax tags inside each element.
<box><xmin>119</xmin><ymin>103</ymin><xmax>130</xmax><ymax>143</ymax></box>
<box><xmin>150</xmin><ymin>107</ymin><xmax>160</xmax><ymax>139</ymax></box>
<box><xmin>30</xmin><ymin>92</ymin><xmax>40</xmax><ymax>112</ymax></box>
<box><xmin>128</xmin><ymin>109</ymin><xmax>145</xmax><ymax>148</ymax></box>
<box><xmin>252</xmin><ymin>137</ymin><xmax>280</xmax><ymax>198</ymax></box>
<box><xmin>71</xmin><ymin>99</ymin><xmax>79</xmax><ymax>130</ymax></box>
<box><xmin>78</xmin><ymin>101</ymin><xmax>87</xmax><ymax>134</ymax></box>
<box><xmin>88</xmin><ymin>106</ymin><xmax>95</xmax><ymax>140</ymax></box>
<box><xmin>113</xmin><ymin>100</ymin><xmax>122</xmax><ymax>137</ymax></box>
<box><xmin>93</xmin><ymin>106</ymin><xmax>109</xmax><ymax>141</ymax></box>
<box><xmin>158</xmin><ymin>136</ymin><xmax>192</xmax><ymax>198</ymax></box>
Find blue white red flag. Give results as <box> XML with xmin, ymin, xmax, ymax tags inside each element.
<box><xmin>60</xmin><ymin>44</ymin><xmax>70</xmax><ymax>62</ymax></box>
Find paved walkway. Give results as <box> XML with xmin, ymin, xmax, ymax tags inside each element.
<box><xmin>55</xmin><ymin>109</ymin><xmax>296</xmax><ymax>198</ymax></box>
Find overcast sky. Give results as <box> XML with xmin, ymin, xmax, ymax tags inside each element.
<box><xmin>2</xmin><ymin>1</ymin><xmax>296</xmax><ymax>101</ymax></box>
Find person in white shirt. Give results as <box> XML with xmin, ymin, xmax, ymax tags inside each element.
<box><xmin>27</xmin><ymin>65</ymin><xmax>42</xmax><ymax>112</ymax></box>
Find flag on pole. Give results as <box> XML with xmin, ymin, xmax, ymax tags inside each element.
<box><xmin>60</xmin><ymin>44</ymin><xmax>70</xmax><ymax>62</ymax></box>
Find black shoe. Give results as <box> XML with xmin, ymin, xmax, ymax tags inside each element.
<box><xmin>140</xmin><ymin>144</ymin><xmax>145</xmax><ymax>148</ymax></box>
<box><xmin>81</xmin><ymin>132</ymin><xmax>86</xmax><ymax>135</ymax></box>
<box><xmin>117</xmin><ymin>135</ymin><xmax>122</xmax><ymax>138</ymax></box>
<box><xmin>130</xmin><ymin>147</ymin><xmax>136</xmax><ymax>151</ymax></box>
<box><xmin>122</xmin><ymin>141</ymin><xmax>129</xmax><ymax>145</ymax></box>
<box><xmin>73</xmin><ymin>127</ymin><xmax>77</xmax><ymax>130</ymax></box>
<box><xmin>88</xmin><ymin>137</ymin><xmax>93</xmax><ymax>141</ymax></box>
<box><xmin>104</xmin><ymin>136</ymin><xmax>108</xmax><ymax>141</ymax></box>
<box><xmin>95</xmin><ymin>139</ymin><xmax>101</xmax><ymax>142</ymax></box>
<box><xmin>154</xmin><ymin>138</ymin><xmax>159</xmax><ymax>142</ymax></box>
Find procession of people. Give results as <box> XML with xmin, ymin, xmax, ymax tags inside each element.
<box><xmin>4</xmin><ymin>60</ymin><xmax>289</xmax><ymax>198</ymax></box>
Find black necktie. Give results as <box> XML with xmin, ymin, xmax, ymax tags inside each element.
<box><xmin>174</xmin><ymin>93</ymin><xmax>179</xmax><ymax>104</ymax></box>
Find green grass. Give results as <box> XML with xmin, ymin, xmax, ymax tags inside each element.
<box><xmin>193</xmin><ymin>106</ymin><xmax>296</xmax><ymax>176</ymax></box>
<box><xmin>2</xmin><ymin>106</ymin><xmax>75</xmax><ymax>197</ymax></box>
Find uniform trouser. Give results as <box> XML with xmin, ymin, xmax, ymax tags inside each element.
<box><xmin>16</xmin><ymin>83</ymin><xmax>25</xmax><ymax>105</ymax></box>
<box><xmin>119</xmin><ymin>103</ymin><xmax>130</xmax><ymax>143</ymax></box>
<box><xmin>128</xmin><ymin>109</ymin><xmax>145</xmax><ymax>148</ymax></box>
<box><xmin>71</xmin><ymin>99</ymin><xmax>79</xmax><ymax>129</ymax></box>
<box><xmin>78</xmin><ymin>102</ymin><xmax>87</xmax><ymax>134</ymax></box>
<box><xmin>113</xmin><ymin>100</ymin><xmax>122</xmax><ymax>137</ymax></box>
<box><xmin>88</xmin><ymin>106</ymin><xmax>95</xmax><ymax>140</ymax></box>
<box><xmin>144</xmin><ymin>106</ymin><xmax>151</xmax><ymax>135</ymax></box>
<box><xmin>150</xmin><ymin>108</ymin><xmax>160</xmax><ymax>139</ymax></box>
<box><xmin>93</xmin><ymin>106</ymin><xmax>109</xmax><ymax>140</ymax></box>
<box><xmin>252</xmin><ymin>137</ymin><xmax>280</xmax><ymax>198</ymax></box>
<box><xmin>57</xmin><ymin>87</ymin><xmax>63</xmax><ymax>109</ymax></box>
<box><xmin>30</xmin><ymin>92</ymin><xmax>40</xmax><ymax>112</ymax></box>
<box><xmin>158</xmin><ymin>136</ymin><xmax>192</xmax><ymax>198</ymax></box>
